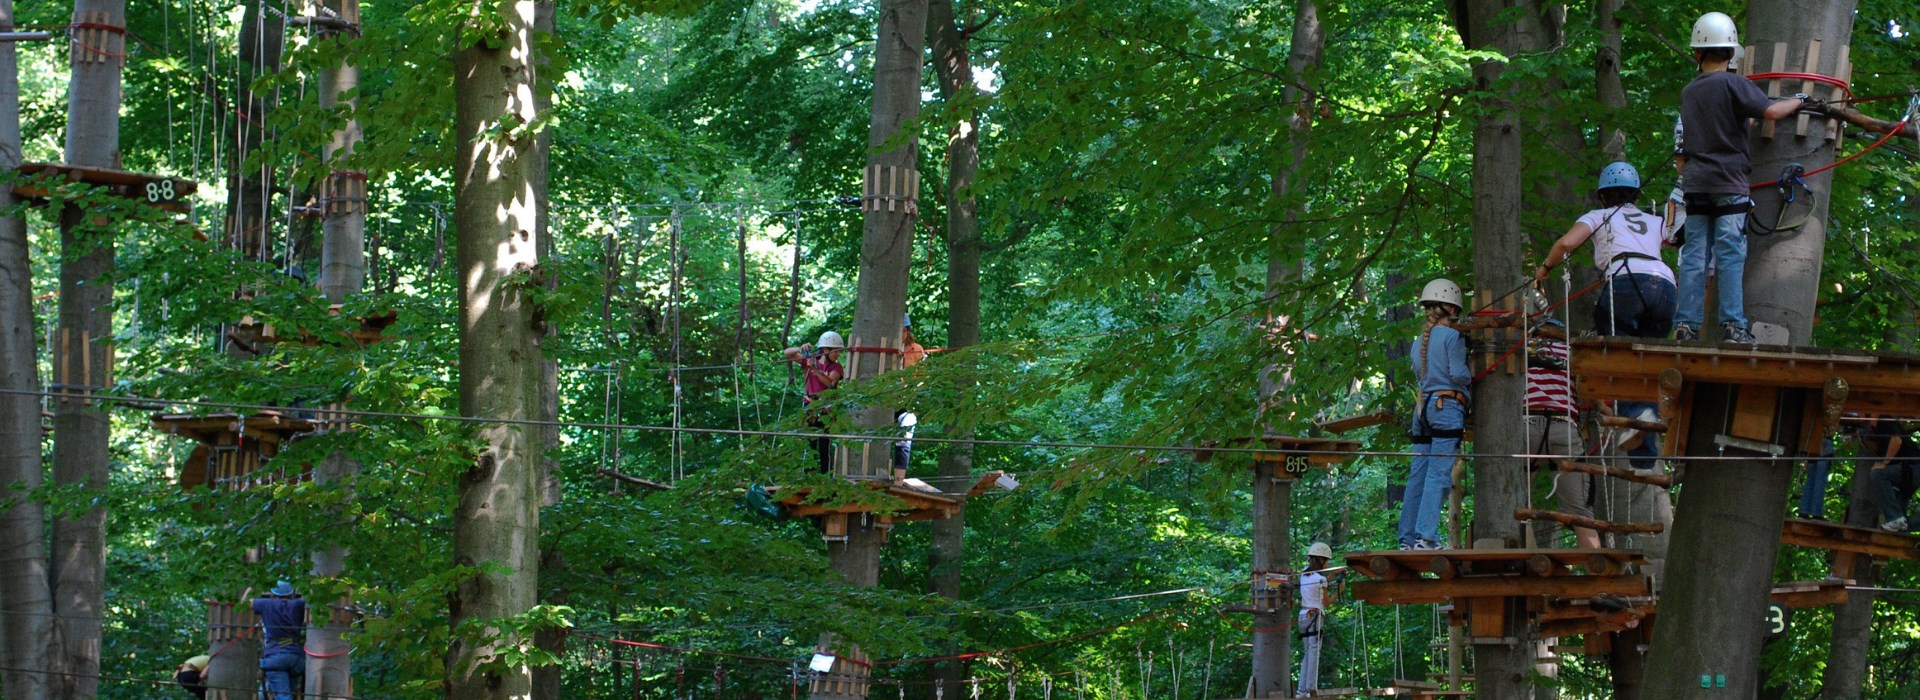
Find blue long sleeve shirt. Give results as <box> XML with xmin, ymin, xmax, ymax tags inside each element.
<box><xmin>1413</xmin><ymin>325</ymin><xmax>1473</xmax><ymax>398</ymax></box>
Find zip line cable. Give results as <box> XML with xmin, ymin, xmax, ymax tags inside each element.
<box><xmin>2</xmin><ymin>386</ymin><xmax>1898</xmax><ymax>464</ymax></box>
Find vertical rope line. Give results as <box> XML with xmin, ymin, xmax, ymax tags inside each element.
<box><xmin>670</xmin><ymin>208</ymin><xmax>684</xmax><ymax>481</ymax></box>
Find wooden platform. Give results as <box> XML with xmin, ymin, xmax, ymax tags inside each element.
<box><xmin>1781</xmin><ymin>517</ymin><xmax>1920</xmax><ymax>561</ymax></box>
<box><xmin>235</xmin><ymin>308</ymin><xmax>398</xmax><ymax>351</ymax></box>
<box><xmin>1346</xmin><ymin>548</ymin><xmax>1651</xmax><ymax>638</ymax></box>
<box><xmin>1571</xmin><ymin>337</ymin><xmax>1920</xmax><ymax>455</ymax></box>
<box><xmin>151</xmin><ymin>411</ymin><xmax>318</xmax><ymax>490</ymax></box>
<box><xmin>765</xmin><ymin>480</ymin><xmax>962</xmax><ymax>521</ymax></box>
<box><xmin>13</xmin><ymin>162</ymin><xmax>197</xmax><ymax>213</ymax></box>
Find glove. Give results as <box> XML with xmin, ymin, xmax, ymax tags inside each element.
<box><xmin>1792</xmin><ymin>93</ymin><xmax>1828</xmax><ymax>114</ymax></box>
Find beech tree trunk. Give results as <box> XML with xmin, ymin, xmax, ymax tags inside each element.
<box><xmin>0</xmin><ymin>1</ymin><xmax>50</xmax><ymax>695</ymax></box>
<box><xmin>1643</xmin><ymin>6</ymin><xmax>1856</xmax><ymax>698</ymax></box>
<box><xmin>1249</xmin><ymin>3</ymin><xmax>1322</xmax><ymax>696</ymax></box>
<box><xmin>1456</xmin><ymin>1</ymin><xmax>1551</xmax><ymax>696</ymax></box>
<box><xmin>529</xmin><ymin>3</ymin><xmax>565</xmax><ymax>699</ymax></box>
<box><xmin>448</xmin><ymin>2</ymin><xmax>543</xmax><ymax>698</ymax></box>
<box><xmin>926</xmin><ymin>0</ymin><xmax>977</xmax><ymax>693</ymax></box>
<box><xmin>813</xmin><ymin>1</ymin><xmax>926</xmax><ymax>697</ymax></box>
<box><xmin>48</xmin><ymin>2</ymin><xmax>125</xmax><ymax>697</ymax></box>
<box><xmin>307</xmin><ymin>2</ymin><xmax>365</xmax><ymax>696</ymax></box>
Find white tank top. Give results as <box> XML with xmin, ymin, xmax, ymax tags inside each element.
<box><xmin>1579</xmin><ymin>205</ymin><xmax>1674</xmax><ymax>283</ymax></box>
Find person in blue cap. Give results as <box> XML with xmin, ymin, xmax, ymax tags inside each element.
<box><xmin>253</xmin><ymin>581</ymin><xmax>306</xmax><ymax>700</ymax></box>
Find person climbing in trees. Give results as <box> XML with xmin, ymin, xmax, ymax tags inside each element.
<box><xmin>786</xmin><ymin>331</ymin><xmax>845</xmax><ymax>473</ymax></box>
<box><xmin>894</xmin><ymin>314</ymin><xmax>924</xmax><ymax>478</ymax></box>
<box><xmin>253</xmin><ymin>581</ymin><xmax>306</xmax><ymax>700</ymax></box>
<box><xmin>1296</xmin><ymin>542</ymin><xmax>1335</xmax><ymax>696</ymax></box>
<box><xmin>1523</xmin><ymin>319</ymin><xmax>1603</xmax><ymax>549</ymax></box>
<box><xmin>1672</xmin><ymin>11</ymin><xmax>1812</xmax><ymax>344</ymax></box>
<box><xmin>1400</xmin><ymin>279</ymin><xmax>1468</xmax><ymax>551</ymax></box>
<box><xmin>173</xmin><ymin>654</ymin><xmax>210</xmax><ymax>698</ymax></box>
<box><xmin>901</xmin><ymin>313</ymin><xmax>927</xmax><ymax>368</ymax></box>
<box><xmin>1860</xmin><ymin>417</ymin><xmax>1920</xmax><ymax>532</ymax></box>
<box><xmin>1535</xmin><ymin>161</ymin><xmax>1674</xmax><ymax>471</ymax></box>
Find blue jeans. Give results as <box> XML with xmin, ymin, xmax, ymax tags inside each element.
<box><xmin>1400</xmin><ymin>394</ymin><xmax>1463</xmax><ymax>546</ymax></box>
<box><xmin>260</xmin><ymin>645</ymin><xmax>301</xmax><ymax>700</ymax></box>
<box><xmin>1594</xmin><ymin>274</ymin><xmax>1676</xmax><ymax>338</ymax></box>
<box><xmin>1799</xmin><ymin>439</ymin><xmax>1834</xmax><ymax>519</ymax></box>
<box><xmin>1676</xmin><ymin>197</ymin><xmax>1750</xmax><ymax>329</ymax></box>
<box><xmin>1616</xmin><ymin>400</ymin><xmax>1661</xmax><ymax>471</ymax></box>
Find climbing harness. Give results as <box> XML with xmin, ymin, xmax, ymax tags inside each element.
<box><xmin>1746</xmin><ymin>163</ymin><xmax>1816</xmax><ymax>236</ymax></box>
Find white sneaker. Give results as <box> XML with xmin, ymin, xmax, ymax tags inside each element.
<box><xmin>1885</xmin><ymin>517</ymin><xmax>1909</xmax><ymax>532</ymax></box>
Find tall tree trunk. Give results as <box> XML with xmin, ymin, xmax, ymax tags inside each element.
<box><xmin>925</xmin><ymin>0</ymin><xmax>977</xmax><ymax>693</ymax></box>
<box><xmin>1594</xmin><ymin>0</ymin><xmax>1626</xmax><ymax>163</ymax></box>
<box><xmin>1643</xmin><ymin>6</ymin><xmax>1856</xmax><ymax>697</ymax></box>
<box><xmin>0</xmin><ymin>1</ymin><xmax>50</xmax><ymax>696</ymax></box>
<box><xmin>1249</xmin><ymin>2</ymin><xmax>1323</xmax><ymax>696</ymax></box>
<box><xmin>1456</xmin><ymin>1</ymin><xmax>1549</xmax><ymax>696</ymax></box>
<box><xmin>815</xmin><ymin>1</ymin><xmax>926</xmax><ymax>697</ymax></box>
<box><xmin>307</xmin><ymin>2</ymin><xmax>365</xmax><ymax>696</ymax></box>
<box><xmin>529</xmin><ymin>3</ymin><xmax>565</xmax><ymax>699</ymax></box>
<box><xmin>48</xmin><ymin>2</ymin><xmax>125</xmax><ymax>697</ymax></box>
<box><xmin>448</xmin><ymin>2</ymin><xmax>543</xmax><ymax>698</ymax></box>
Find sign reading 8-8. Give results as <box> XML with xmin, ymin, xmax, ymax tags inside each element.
<box><xmin>144</xmin><ymin>180</ymin><xmax>178</xmax><ymax>204</ymax></box>
<box><xmin>1283</xmin><ymin>454</ymin><xmax>1310</xmax><ymax>475</ymax></box>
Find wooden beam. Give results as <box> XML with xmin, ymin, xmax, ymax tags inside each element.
<box><xmin>1516</xmin><ymin>508</ymin><xmax>1666</xmax><ymax>535</ymax></box>
<box><xmin>1780</xmin><ymin>518</ymin><xmax>1920</xmax><ymax>561</ymax></box>
<box><xmin>1349</xmin><ymin>574</ymin><xmax>1650</xmax><ymax>606</ymax></box>
<box><xmin>1556</xmin><ymin>460</ymin><xmax>1672</xmax><ymax>487</ymax></box>
<box><xmin>1315</xmin><ymin>410</ymin><xmax>1395</xmax><ymax>435</ymax></box>
<box><xmin>595</xmin><ymin>469</ymin><xmax>671</xmax><ymax>491</ymax></box>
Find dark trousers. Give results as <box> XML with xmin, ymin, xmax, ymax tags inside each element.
<box><xmin>807</xmin><ymin>413</ymin><xmax>832</xmax><ymax>474</ymax></box>
<box><xmin>1594</xmin><ymin>273</ymin><xmax>1676</xmax><ymax>339</ymax></box>
<box><xmin>1872</xmin><ymin>460</ymin><xmax>1919</xmax><ymax>523</ymax></box>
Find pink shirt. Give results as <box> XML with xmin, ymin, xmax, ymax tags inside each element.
<box><xmin>802</xmin><ymin>356</ymin><xmax>842</xmax><ymax>403</ymax></box>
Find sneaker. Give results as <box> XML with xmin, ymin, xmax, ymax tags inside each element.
<box><xmin>1885</xmin><ymin>517</ymin><xmax>1908</xmax><ymax>532</ymax></box>
<box><xmin>1673</xmin><ymin>324</ymin><xmax>1699</xmax><ymax>341</ymax></box>
<box><xmin>1413</xmin><ymin>539</ymin><xmax>1449</xmax><ymax>551</ymax></box>
<box><xmin>1398</xmin><ymin>542</ymin><xmax>1414</xmax><ymax>551</ymax></box>
<box><xmin>1722</xmin><ymin>322</ymin><xmax>1757</xmax><ymax>345</ymax></box>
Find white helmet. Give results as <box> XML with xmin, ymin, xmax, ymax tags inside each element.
<box><xmin>1307</xmin><ymin>542</ymin><xmax>1333</xmax><ymax>559</ymax></box>
<box><xmin>1690</xmin><ymin>12</ymin><xmax>1739</xmax><ymax>49</ymax></box>
<box><xmin>1420</xmin><ymin>279</ymin><xmax>1463</xmax><ymax>310</ymax></box>
<box><xmin>816</xmin><ymin>331</ymin><xmax>845</xmax><ymax>349</ymax></box>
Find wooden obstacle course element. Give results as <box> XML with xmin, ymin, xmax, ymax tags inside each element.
<box><xmin>1769</xmin><ymin>579</ymin><xmax>1853</xmax><ymax>609</ymax></box>
<box><xmin>808</xmin><ymin>642</ymin><xmax>872</xmax><ymax>700</ymax></box>
<box><xmin>1780</xmin><ymin>517</ymin><xmax>1920</xmax><ymax>561</ymax></box>
<box><xmin>1570</xmin><ymin>338</ymin><xmax>1920</xmax><ymax>456</ymax></box>
<box><xmin>1597</xmin><ymin>413</ymin><xmax>1666</xmax><ymax>433</ymax></box>
<box><xmin>1555</xmin><ymin>460</ymin><xmax>1672</xmax><ymax>488</ymax></box>
<box><xmin>1316</xmin><ymin>409</ymin><xmax>1396</xmax><ymax>435</ymax></box>
<box><xmin>13</xmin><ymin>162</ymin><xmax>196</xmax><ymax>213</ymax></box>
<box><xmin>1345</xmin><ymin>549</ymin><xmax>1650</xmax><ymax>608</ymax></box>
<box><xmin>241</xmin><ymin>307</ymin><xmax>399</xmax><ymax>350</ymax></box>
<box><xmin>1191</xmin><ymin>435</ymin><xmax>1361</xmax><ymax>479</ymax></box>
<box><xmin>767</xmin><ymin>479</ymin><xmax>962</xmax><ymax>544</ymax></box>
<box><xmin>1515</xmin><ymin>508</ymin><xmax>1665</xmax><ymax>535</ymax></box>
<box><xmin>152</xmin><ymin>411</ymin><xmax>319</xmax><ymax>490</ymax></box>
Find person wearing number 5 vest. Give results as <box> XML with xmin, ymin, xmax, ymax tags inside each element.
<box><xmin>1400</xmin><ymin>279</ymin><xmax>1469</xmax><ymax>551</ymax></box>
<box><xmin>1535</xmin><ymin>162</ymin><xmax>1676</xmax><ymax>339</ymax></box>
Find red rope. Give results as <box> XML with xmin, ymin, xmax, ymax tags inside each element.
<box><xmin>303</xmin><ymin>644</ymin><xmax>351</xmax><ymax>659</ymax></box>
<box><xmin>1732</xmin><ymin>71</ymin><xmax>1906</xmax><ymax>189</ymax></box>
<box><xmin>1751</xmin><ymin>118</ymin><xmax>1910</xmax><ymax>189</ymax></box>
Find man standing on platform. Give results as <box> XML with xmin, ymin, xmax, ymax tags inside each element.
<box><xmin>1861</xmin><ymin>417</ymin><xmax>1920</xmax><ymax>532</ymax></box>
<box><xmin>1297</xmin><ymin>542</ymin><xmax>1334</xmax><ymax>696</ymax></box>
<box><xmin>253</xmin><ymin>581</ymin><xmax>306</xmax><ymax>700</ymax></box>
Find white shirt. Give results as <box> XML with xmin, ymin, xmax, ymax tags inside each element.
<box><xmin>1299</xmin><ymin>570</ymin><xmax>1328</xmax><ymax>612</ymax></box>
<box><xmin>1577</xmin><ymin>204</ymin><xmax>1674</xmax><ymax>283</ymax></box>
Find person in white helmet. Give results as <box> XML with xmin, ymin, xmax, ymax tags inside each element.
<box><xmin>1400</xmin><ymin>279</ymin><xmax>1469</xmax><ymax>551</ymax></box>
<box><xmin>1296</xmin><ymin>542</ymin><xmax>1335</xmax><ymax>696</ymax></box>
<box><xmin>1673</xmin><ymin>11</ymin><xmax>1811</xmax><ymax>345</ymax></box>
<box><xmin>786</xmin><ymin>330</ymin><xmax>845</xmax><ymax>472</ymax></box>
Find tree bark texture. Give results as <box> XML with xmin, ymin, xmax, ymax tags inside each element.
<box><xmin>0</xmin><ymin>0</ymin><xmax>50</xmax><ymax>695</ymax></box>
<box><xmin>530</xmin><ymin>3</ymin><xmax>564</xmax><ymax>699</ymax></box>
<box><xmin>1820</xmin><ymin>467</ymin><xmax>1877</xmax><ymax>699</ymax></box>
<box><xmin>317</xmin><ymin>0</ymin><xmax>364</xmax><ymax>303</ymax></box>
<box><xmin>1741</xmin><ymin>1</ymin><xmax>1857</xmax><ymax>344</ymax></box>
<box><xmin>448</xmin><ymin>2</ymin><xmax>543</xmax><ymax>698</ymax></box>
<box><xmin>306</xmin><ymin>4</ymin><xmax>366</xmax><ymax>696</ymax></box>
<box><xmin>49</xmin><ymin>2</ymin><xmax>125</xmax><ymax>697</ymax></box>
<box><xmin>926</xmin><ymin>0</ymin><xmax>977</xmax><ymax>692</ymax></box>
<box><xmin>1594</xmin><ymin>0</ymin><xmax>1626</xmax><ymax>162</ymax></box>
<box><xmin>1457</xmin><ymin>1</ymin><xmax>1547</xmax><ymax>695</ymax></box>
<box><xmin>1248</xmin><ymin>2</ymin><xmax>1322</xmax><ymax>696</ymax></box>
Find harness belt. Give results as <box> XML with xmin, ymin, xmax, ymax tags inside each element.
<box><xmin>1683</xmin><ymin>193</ymin><xmax>1753</xmax><ymax>217</ymax></box>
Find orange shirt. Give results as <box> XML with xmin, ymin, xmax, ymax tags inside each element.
<box><xmin>902</xmin><ymin>341</ymin><xmax>927</xmax><ymax>368</ymax></box>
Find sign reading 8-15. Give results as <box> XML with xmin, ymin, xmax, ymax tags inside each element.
<box><xmin>1283</xmin><ymin>454</ymin><xmax>1309</xmax><ymax>475</ymax></box>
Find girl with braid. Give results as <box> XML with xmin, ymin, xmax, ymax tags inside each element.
<box><xmin>1400</xmin><ymin>279</ymin><xmax>1471</xmax><ymax>550</ymax></box>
